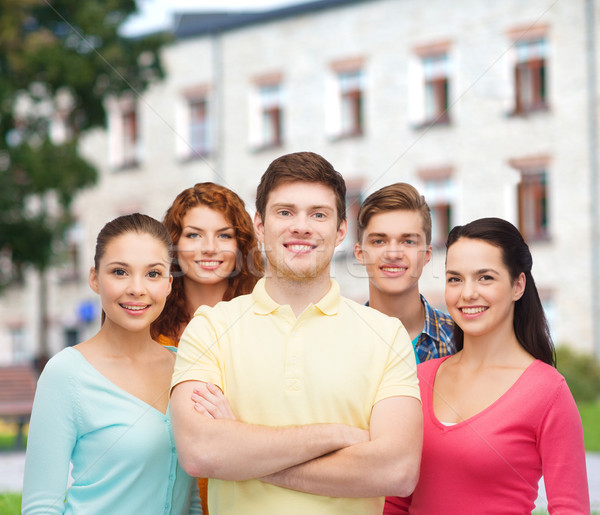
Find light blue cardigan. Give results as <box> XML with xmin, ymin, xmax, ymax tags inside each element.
<box><xmin>22</xmin><ymin>346</ymin><xmax>201</xmax><ymax>514</ymax></box>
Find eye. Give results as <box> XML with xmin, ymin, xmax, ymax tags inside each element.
<box><xmin>218</xmin><ymin>232</ymin><xmax>234</xmax><ymax>239</ymax></box>
<box><xmin>112</xmin><ymin>268</ymin><xmax>127</xmax><ymax>277</ymax></box>
<box><xmin>480</xmin><ymin>274</ymin><xmax>494</xmax><ymax>281</ymax></box>
<box><xmin>148</xmin><ymin>270</ymin><xmax>162</xmax><ymax>279</ymax></box>
<box><xmin>446</xmin><ymin>276</ymin><xmax>461</xmax><ymax>283</ymax></box>
<box><xmin>278</xmin><ymin>210</ymin><xmax>291</xmax><ymax>217</ymax></box>
<box><xmin>404</xmin><ymin>239</ymin><xmax>417</xmax><ymax>246</ymax></box>
<box><xmin>313</xmin><ymin>212</ymin><xmax>326</xmax><ymax>219</ymax></box>
<box><xmin>185</xmin><ymin>232</ymin><xmax>200</xmax><ymax>239</ymax></box>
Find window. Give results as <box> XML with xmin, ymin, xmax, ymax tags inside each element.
<box><xmin>250</xmin><ymin>74</ymin><xmax>284</xmax><ymax>150</ymax></box>
<box><xmin>514</xmin><ymin>38</ymin><xmax>548</xmax><ymax>114</ymax></box>
<box><xmin>338</xmin><ymin>70</ymin><xmax>363</xmax><ymax>137</ymax></box>
<box><xmin>420</xmin><ymin>167</ymin><xmax>455</xmax><ymax>247</ymax></box>
<box><xmin>423</xmin><ymin>53</ymin><xmax>450</xmax><ymax>124</ymax></box>
<box><xmin>189</xmin><ymin>96</ymin><xmax>210</xmax><ymax>157</ymax></box>
<box><xmin>518</xmin><ymin>170</ymin><xmax>549</xmax><ymax>241</ymax></box>
<box><xmin>178</xmin><ymin>86</ymin><xmax>212</xmax><ymax>160</ymax></box>
<box><xmin>120</xmin><ymin>107</ymin><xmax>139</xmax><ymax>168</ymax></box>
<box><xmin>510</xmin><ymin>156</ymin><xmax>550</xmax><ymax>241</ymax></box>
<box><xmin>9</xmin><ymin>326</ymin><xmax>27</xmax><ymax>363</ymax></box>
<box><xmin>259</xmin><ymin>84</ymin><xmax>283</xmax><ymax>148</ymax></box>
<box><xmin>108</xmin><ymin>97</ymin><xmax>140</xmax><ymax>170</ymax></box>
<box><xmin>64</xmin><ymin>328</ymin><xmax>79</xmax><ymax>348</ymax></box>
<box><xmin>58</xmin><ymin>222</ymin><xmax>83</xmax><ymax>282</ymax></box>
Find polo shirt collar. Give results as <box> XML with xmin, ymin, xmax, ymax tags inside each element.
<box><xmin>252</xmin><ymin>278</ymin><xmax>280</xmax><ymax>315</ymax></box>
<box><xmin>420</xmin><ymin>294</ymin><xmax>440</xmax><ymax>340</ymax></box>
<box><xmin>252</xmin><ymin>278</ymin><xmax>341</xmax><ymax>316</ymax></box>
<box><xmin>314</xmin><ymin>280</ymin><xmax>341</xmax><ymax>316</ymax></box>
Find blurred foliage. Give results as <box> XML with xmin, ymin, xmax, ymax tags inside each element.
<box><xmin>0</xmin><ymin>0</ymin><xmax>168</xmax><ymax>284</ymax></box>
<box><xmin>556</xmin><ymin>345</ymin><xmax>600</xmax><ymax>404</ymax></box>
<box><xmin>0</xmin><ymin>0</ymin><xmax>166</xmax><ymax>132</ymax></box>
<box><xmin>0</xmin><ymin>0</ymin><xmax>168</xmax><ymax>362</ymax></box>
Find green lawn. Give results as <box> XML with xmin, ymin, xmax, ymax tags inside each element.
<box><xmin>0</xmin><ymin>493</ymin><xmax>20</xmax><ymax>515</ymax></box>
<box><xmin>579</xmin><ymin>402</ymin><xmax>600</xmax><ymax>452</ymax></box>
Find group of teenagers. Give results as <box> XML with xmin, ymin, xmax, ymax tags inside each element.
<box><xmin>22</xmin><ymin>151</ymin><xmax>590</xmax><ymax>514</ymax></box>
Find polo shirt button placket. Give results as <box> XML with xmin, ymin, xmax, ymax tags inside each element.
<box><xmin>285</xmin><ymin>330</ymin><xmax>302</xmax><ymax>391</ymax></box>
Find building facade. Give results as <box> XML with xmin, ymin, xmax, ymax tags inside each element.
<box><xmin>1</xmin><ymin>0</ymin><xmax>598</xmax><ymax>363</ymax></box>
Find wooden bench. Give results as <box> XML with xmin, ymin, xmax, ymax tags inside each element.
<box><xmin>0</xmin><ymin>364</ymin><xmax>38</xmax><ymax>449</ymax></box>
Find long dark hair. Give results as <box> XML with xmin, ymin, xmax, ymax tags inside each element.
<box><xmin>446</xmin><ymin>217</ymin><xmax>555</xmax><ymax>366</ymax></box>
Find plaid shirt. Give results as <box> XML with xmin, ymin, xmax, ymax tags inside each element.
<box><xmin>415</xmin><ymin>294</ymin><xmax>456</xmax><ymax>362</ymax></box>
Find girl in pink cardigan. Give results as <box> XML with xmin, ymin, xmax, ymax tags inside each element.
<box><xmin>385</xmin><ymin>217</ymin><xmax>589</xmax><ymax>515</ymax></box>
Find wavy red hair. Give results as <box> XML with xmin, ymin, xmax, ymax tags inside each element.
<box><xmin>151</xmin><ymin>182</ymin><xmax>263</xmax><ymax>341</ymax></box>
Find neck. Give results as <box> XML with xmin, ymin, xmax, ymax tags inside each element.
<box><xmin>183</xmin><ymin>278</ymin><xmax>229</xmax><ymax>313</ymax></box>
<box><xmin>459</xmin><ymin>325</ymin><xmax>531</xmax><ymax>368</ymax></box>
<box><xmin>369</xmin><ymin>286</ymin><xmax>424</xmax><ymax>340</ymax></box>
<box><xmin>95</xmin><ymin>321</ymin><xmax>154</xmax><ymax>356</ymax></box>
<box><xmin>264</xmin><ymin>274</ymin><xmax>331</xmax><ymax>317</ymax></box>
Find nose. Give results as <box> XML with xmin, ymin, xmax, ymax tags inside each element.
<box><xmin>201</xmin><ymin>236</ymin><xmax>218</xmax><ymax>255</ymax></box>
<box><xmin>461</xmin><ymin>279</ymin><xmax>478</xmax><ymax>300</ymax></box>
<box><xmin>384</xmin><ymin>241</ymin><xmax>404</xmax><ymax>259</ymax></box>
<box><xmin>290</xmin><ymin>213</ymin><xmax>311</xmax><ymax>235</ymax></box>
<box><xmin>127</xmin><ymin>275</ymin><xmax>146</xmax><ymax>296</ymax></box>
<box><xmin>385</xmin><ymin>241</ymin><xmax>404</xmax><ymax>258</ymax></box>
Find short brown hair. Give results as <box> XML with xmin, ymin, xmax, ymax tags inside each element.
<box><xmin>255</xmin><ymin>152</ymin><xmax>347</xmax><ymax>228</ymax></box>
<box><xmin>357</xmin><ymin>183</ymin><xmax>432</xmax><ymax>244</ymax></box>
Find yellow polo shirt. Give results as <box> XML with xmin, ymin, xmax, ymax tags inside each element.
<box><xmin>172</xmin><ymin>278</ymin><xmax>419</xmax><ymax>515</ymax></box>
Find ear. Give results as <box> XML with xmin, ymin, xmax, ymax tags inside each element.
<box><xmin>254</xmin><ymin>212</ymin><xmax>265</xmax><ymax>245</ymax></box>
<box><xmin>513</xmin><ymin>272</ymin><xmax>526</xmax><ymax>301</ymax></box>
<box><xmin>89</xmin><ymin>267</ymin><xmax>100</xmax><ymax>294</ymax></box>
<box><xmin>334</xmin><ymin>219</ymin><xmax>347</xmax><ymax>248</ymax></box>
<box><xmin>354</xmin><ymin>242</ymin><xmax>365</xmax><ymax>264</ymax></box>
<box><xmin>167</xmin><ymin>274</ymin><xmax>173</xmax><ymax>296</ymax></box>
<box><xmin>423</xmin><ymin>244</ymin><xmax>433</xmax><ymax>266</ymax></box>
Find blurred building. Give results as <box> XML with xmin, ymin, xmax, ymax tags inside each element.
<box><xmin>1</xmin><ymin>0</ymin><xmax>598</xmax><ymax>362</ymax></box>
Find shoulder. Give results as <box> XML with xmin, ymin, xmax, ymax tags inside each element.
<box><xmin>195</xmin><ymin>292</ymin><xmax>254</xmax><ymax>319</ymax></box>
<box><xmin>340</xmin><ymin>297</ymin><xmax>404</xmax><ymax>331</ymax></box>
<box><xmin>524</xmin><ymin>360</ymin><xmax>570</xmax><ymax>397</ymax></box>
<box><xmin>417</xmin><ymin>356</ymin><xmax>447</xmax><ymax>379</ymax></box>
<box><xmin>526</xmin><ymin>360</ymin><xmax>565</xmax><ymax>384</ymax></box>
<box><xmin>35</xmin><ymin>348</ymin><xmax>83</xmax><ymax>398</ymax></box>
<box><xmin>41</xmin><ymin>347</ymin><xmax>81</xmax><ymax>377</ymax></box>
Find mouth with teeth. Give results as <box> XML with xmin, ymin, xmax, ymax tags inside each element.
<box><xmin>196</xmin><ymin>260</ymin><xmax>223</xmax><ymax>270</ymax></box>
<box><xmin>460</xmin><ymin>306</ymin><xmax>488</xmax><ymax>315</ymax></box>
<box><xmin>120</xmin><ymin>304</ymin><xmax>150</xmax><ymax>313</ymax></box>
<box><xmin>284</xmin><ymin>243</ymin><xmax>316</xmax><ymax>254</ymax></box>
<box><xmin>380</xmin><ymin>265</ymin><xmax>407</xmax><ymax>276</ymax></box>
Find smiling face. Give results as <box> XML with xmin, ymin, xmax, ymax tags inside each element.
<box><xmin>355</xmin><ymin>209</ymin><xmax>431</xmax><ymax>298</ymax></box>
<box><xmin>445</xmin><ymin>237</ymin><xmax>525</xmax><ymax>340</ymax></box>
<box><xmin>89</xmin><ymin>232</ymin><xmax>172</xmax><ymax>334</ymax></box>
<box><xmin>254</xmin><ymin>181</ymin><xmax>347</xmax><ymax>283</ymax></box>
<box><xmin>176</xmin><ymin>205</ymin><xmax>238</xmax><ymax>288</ymax></box>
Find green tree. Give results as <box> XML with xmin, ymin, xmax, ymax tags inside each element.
<box><xmin>0</xmin><ymin>0</ymin><xmax>167</xmax><ymax>367</ymax></box>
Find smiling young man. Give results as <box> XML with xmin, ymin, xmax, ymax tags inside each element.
<box><xmin>354</xmin><ymin>183</ymin><xmax>455</xmax><ymax>363</ymax></box>
<box><xmin>170</xmin><ymin>152</ymin><xmax>422</xmax><ymax>515</ymax></box>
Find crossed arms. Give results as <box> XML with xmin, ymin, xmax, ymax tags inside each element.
<box><xmin>170</xmin><ymin>381</ymin><xmax>422</xmax><ymax>498</ymax></box>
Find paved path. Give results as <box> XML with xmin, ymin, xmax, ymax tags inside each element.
<box><xmin>3</xmin><ymin>451</ymin><xmax>599</xmax><ymax>508</ymax></box>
